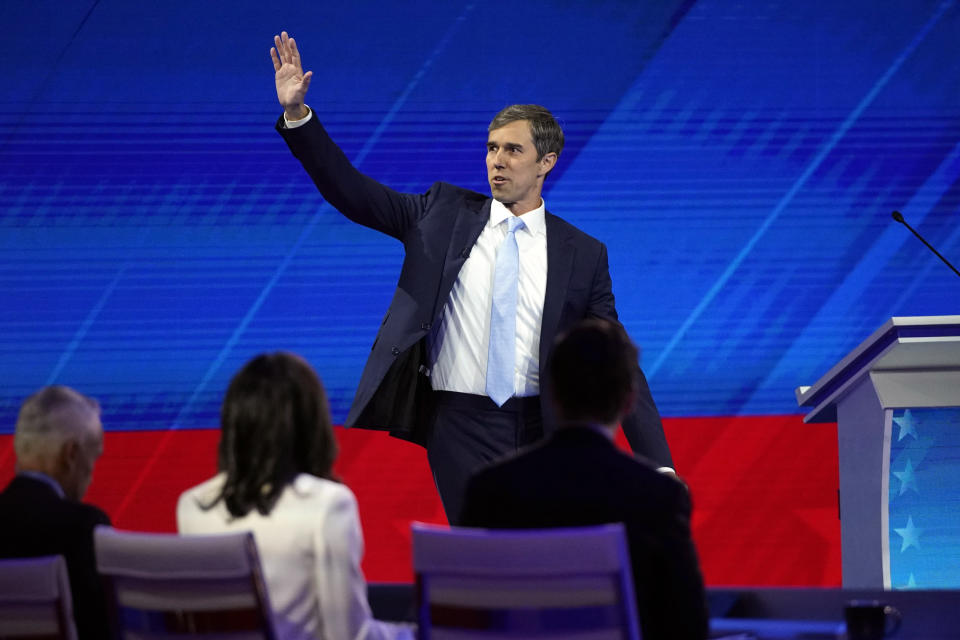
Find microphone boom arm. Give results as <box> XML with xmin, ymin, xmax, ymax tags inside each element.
<box><xmin>891</xmin><ymin>210</ymin><xmax>960</xmax><ymax>279</ymax></box>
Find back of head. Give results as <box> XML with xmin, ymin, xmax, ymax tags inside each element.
<box><xmin>489</xmin><ymin>104</ymin><xmax>565</xmax><ymax>162</ymax></box>
<box><xmin>216</xmin><ymin>352</ymin><xmax>338</xmax><ymax>518</ymax></box>
<box><xmin>548</xmin><ymin>318</ymin><xmax>639</xmax><ymax>426</ymax></box>
<box><xmin>14</xmin><ymin>385</ymin><xmax>102</xmax><ymax>501</ymax></box>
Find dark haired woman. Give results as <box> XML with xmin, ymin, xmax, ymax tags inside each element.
<box><xmin>177</xmin><ymin>352</ymin><xmax>412</xmax><ymax>640</ymax></box>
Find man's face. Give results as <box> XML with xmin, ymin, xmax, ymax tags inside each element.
<box><xmin>487</xmin><ymin>120</ymin><xmax>556</xmax><ymax>215</ymax></box>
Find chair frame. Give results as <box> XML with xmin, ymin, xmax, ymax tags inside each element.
<box><xmin>412</xmin><ymin>522</ymin><xmax>641</xmax><ymax>640</ymax></box>
<box><xmin>94</xmin><ymin>526</ymin><xmax>276</xmax><ymax>639</ymax></box>
<box><xmin>0</xmin><ymin>554</ymin><xmax>77</xmax><ymax>640</ymax></box>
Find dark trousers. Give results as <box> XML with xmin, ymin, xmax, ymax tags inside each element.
<box><xmin>426</xmin><ymin>391</ymin><xmax>543</xmax><ymax>525</ymax></box>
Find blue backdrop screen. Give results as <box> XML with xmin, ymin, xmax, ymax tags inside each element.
<box><xmin>1</xmin><ymin>0</ymin><xmax>959</xmax><ymax>431</ymax></box>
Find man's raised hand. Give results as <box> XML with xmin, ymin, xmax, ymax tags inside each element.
<box><xmin>271</xmin><ymin>31</ymin><xmax>312</xmax><ymax>120</ymax></box>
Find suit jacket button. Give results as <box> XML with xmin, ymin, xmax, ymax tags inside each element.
<box><xmin>391</xmin><ymin>346</ymin><xmax>400</xmax><ymax>356</ymax></box>
<box><xmin>421</xmin><ymin>322</ymin><xmax>431</xmax><ymax>330</ymax></box>
<box><xmin>460</xmin><ymin>249</ymin><xmax>470</xmax><ymax>259</ymax></box>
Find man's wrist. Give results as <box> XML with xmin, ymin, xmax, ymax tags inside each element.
<box><xmin>284</xmin><ymin>105</ymin><xmax>309</xmax><ymax>121</ymax></box>
<box><xmin>282</xmin><ymin>105</ymin><xmax>312</xmax><ymax>129</ymax></box>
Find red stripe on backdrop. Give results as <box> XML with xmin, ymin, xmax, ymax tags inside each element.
<box><xmin>0</xmin><ymin>414</ymin><xmax>840</xmax><ymax>586</ymax></box>
<box><xmin>660</xmin><ymin>415</ymin><xmax>841</xmax><ymax>587</ymax></box>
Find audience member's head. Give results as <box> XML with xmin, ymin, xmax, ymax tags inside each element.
<box><xmin>14</xmin><ymin>386</ymin><xmax>103</xmax><ymax>501</ymax></box>
<box><xmin>549</xmin><ymin>318</ymin><xmax>639</xmax><ymax>428</ymax></box>
<box><xmin>216</xmin><ymin>352</ymin><xmax>338</xmax><ymax>518</ymax></box>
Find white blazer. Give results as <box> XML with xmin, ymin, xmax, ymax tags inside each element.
<box><xmin>177</xmin><ymin>473</ymin><xmax>412</xmax><ymax>640</ymax></box>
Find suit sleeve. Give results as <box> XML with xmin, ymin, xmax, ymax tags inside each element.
<box><xmin>315</xmin><ymin>486</ymin><xmax>413</xmax><ymax>640</ymax></box>
<box><xmin>71</xmin><ymin>506</ymin><xmax>112</xmax><ymax>640</ymax></box>
<box><xmin>277</xmin><ymin>114</ymin><xmax>429</xmax><ymax>241</ymax></box>
<box><xmin>587</xmin><ymin>243</ymin><xmax>674</xmax><ymax>468</ymax></box>
<box><xmin>636</xmin><ymin>484</ymin><xmax>709</xmax><ymax>640</ymax></box>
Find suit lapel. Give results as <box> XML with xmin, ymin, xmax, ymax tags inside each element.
<box><xmin>540</xmin><ymin>213</ymin><xmax>575</xmax><ymax>366</ymax></box>
<box><xmin>433</xmin><ymin>196</ymin><xmax>491</xmax><ymax>319</ymax></box>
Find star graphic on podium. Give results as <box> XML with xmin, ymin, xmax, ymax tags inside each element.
<box><xmin>894</xmin><ymin>516</ymin><xmax>922</xmax><ymax>552</ymax></box>
<box><xmin>893</xmin><ymin>458</ymin><xmax>919</xmax><ymax>496</ymax></box>
<box><xmin>899</xmin><ymin>573</ymin><xmax>917</xmax><ymax>589</ymax></box>
<box><xmin>893</xmin><ymin>410</ymin><xmax>918</xmax><ymax>441</ymax></box>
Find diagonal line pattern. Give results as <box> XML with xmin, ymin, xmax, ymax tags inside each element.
<box><xmin>646</xmin><ymin>0</ymin><xmax>955</xmax><ymax>378</ymax></box>
<box><xmin>743</xmin><ymin>137</ymin><xmax>960</xmax><ymax>410</ymax></box>
<box><xmin>544</xmin><ymin>0</ymin><xmax>701</xmax><ymax>190</ymax></box>
<box><xmin>45</xmin><ymin>223</ymin><xmax>152</xmax><ymax>385</ymax></box>
<box><xmin>1</xmin><ymin>0</ymin><xmax>101</xmax><ymax>153</ymax></box>
<box><xmin>46</xmin><ymin>266</ymin><xmax>127</xmax><ymax>386</ymax></box>
<box><xmin>112</xmin><ymin>5</ymin><xmax>477</xmax><ymax>520</ymax></box>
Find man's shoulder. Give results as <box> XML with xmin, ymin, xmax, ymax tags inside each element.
<box><xmin>0</xmin><ymin>475</ymin><xmax>62</xmax><ymax>508</ymax></box>
<box><xmin>425</xmin><ymin>181</ymin><xmax>488</xmax><ymax>209</ymax></box>
<box><xmin>39</xmin><ymin>491</ymin><xmax>110</xmax><ymax>528</ymax></box>
<box><xmin>72</xmin><ymin>500</ymin><xmax>111</xmax><ymax>528</ymax></box>
<box><xmin>0</xmin><ymin>478</ymin><xmax>109</xmax><ymax>538</ymax></box>
<box><xmin>544</xmin><ymin>212</ymin><xmax>605</xmax><ymax>247</ymax></box>
<box><xmin>468</xmin><ymin>430</ymin><xmax>581</xmax><ymax>488</ymax></box>
<box><xmin>475</xmin><ymin>429</ymin><xmax>685</xmax><ymax>507</ymax></box>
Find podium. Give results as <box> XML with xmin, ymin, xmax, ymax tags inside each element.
<box><xmin>796</xmin><ymin>316</ymin><xmax>960</xmax><ymax>589</ymax></box>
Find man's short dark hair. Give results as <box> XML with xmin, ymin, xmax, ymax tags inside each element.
<box><xmin>489</xmin><ymin>104</ymin><xmax>565</xmax><ymax>161</ymax></box>
<box><xmin>549</xmin><ymin>318</ymin><xmax>639</xmax><ymax>425</ymax></box>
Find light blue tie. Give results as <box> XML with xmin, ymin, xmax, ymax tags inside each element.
<box><xmin>486</xmin><ymin>216</ymin><xmax>525</xmax><ymax>406</ymax></box>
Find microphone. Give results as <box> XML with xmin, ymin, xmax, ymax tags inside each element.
<box><xmin>891</xmin><ymin>210</ymin><xmax>960</xmax><ymax>279</ymax></box>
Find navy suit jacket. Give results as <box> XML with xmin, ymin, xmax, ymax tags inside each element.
<box><xmin>460</xmin><ymin>427</ymin><xmax>708</xmax><ymax>640</ymax></box>
<box><xmin>0</xmin><ymin>475</ymin><xmax>111</xmax><ymax>640</ymax></box>
<box><xmin>277</xmin><ymin>115</ymin><xmax>672</xmax><ymax>467</ymax></box>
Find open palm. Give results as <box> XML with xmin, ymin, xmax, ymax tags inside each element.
<box><xmin>271</xmin><ymin>31</ymin><xmax>312</xmax><ymax>115</ymax></box>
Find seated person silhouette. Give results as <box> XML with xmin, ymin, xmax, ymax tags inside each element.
<box><xmin>460</xmin><ymin>318</ymin><xmax>709</xmax><ymax>640</ymax></box>
<box><xmin>177</xmin><ymin>352</ymin><xmax>413</xmax><ymax>640</ymax></box>
<box><xmin>0</xmin><ymin>385</ymin><xmax>110</xmax><ymax>639</ymax></box>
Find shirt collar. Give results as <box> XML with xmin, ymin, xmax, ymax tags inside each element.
<box><xmin>560</xmin><ymin>422</ymin><xmax>617</xmax><ymax>442</ymax></box>
<box><xmin>489</xmin><ymin>198</ymin><xmax>546</xmax><ymax>237</ymax></box>
<box><xmin>18</xmin><ymin>471</ymin><xmax>65</xmax><ymax>498</ymax></box>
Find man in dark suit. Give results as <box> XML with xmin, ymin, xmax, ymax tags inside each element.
<box><xmin>271</xmin><ymin>31</ymin><xmax>674</xmax><ymax>523</ymax></box>
<box><xmin>0</xmin><ymin>386</ymin><xmax>111</xmax><ymax>640</ymax></box>
<box><xmin>460</xmin><ymin>319</ymin><xmax>709</xmax><ymax>640</ymax></box>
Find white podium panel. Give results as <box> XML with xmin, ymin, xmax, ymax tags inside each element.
<box><xmin>796</xmin><ymin>316</ymin><xmax>960</xmax><ymax>588</ymax></box>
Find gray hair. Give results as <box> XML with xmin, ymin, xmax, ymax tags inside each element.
<box><xmin>14</xmin><ymin>386</ymin><xmax>101</xmax><ymax>463</ymax></box>
<box><xmin>488</xmin><ymin>104</ymin><xmax>565</xmax><ymax>161</ymax></box>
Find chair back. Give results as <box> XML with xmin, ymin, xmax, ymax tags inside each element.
<box><xmin>94</xmin><ymin>526</ymin><xmax>276</xmax><ymax>639</ymax></box>
<box><xmin>412</xmin><ymin>522</ymin><xmax>640</xmax><ymax>640</ymax></box>
<box><xmin>0</xmin><ymin>555</ymin><xmax>77</xmax><ymax>640</ymax></box>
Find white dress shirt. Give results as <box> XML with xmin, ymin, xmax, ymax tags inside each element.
<box><xmin>428</xmin><ymin>198</ymin><xmax>547</xmax><ymax>397</ymax></box>
<box><xmin>177</xmin><ymin>473</ymin><xmax>412</xmax><ymax>640</ymax></box>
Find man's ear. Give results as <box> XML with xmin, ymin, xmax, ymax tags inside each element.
<box><xmin>44</xmin><ymin>439</ymin><xmax>80</xmax><ymax>498</ymax></box>
<box><xmin>538</xmin><ymin>152</ymin><xmax>558</xmax><ymax>177</ymax></box>
<box><xmin>57</xmin><ymin>439</ymin><xmax>80</xmax><ymax>473</ymax></box>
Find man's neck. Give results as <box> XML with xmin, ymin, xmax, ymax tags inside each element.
<box><xmin>502</xmin><ymin>194</ymin><xmax>544</xmax><ymax>216</ymax></box>
<box><xmin>560</xmin><ymin>421</ymin><xmax>618</xmax><ymax>441</ymax></box>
